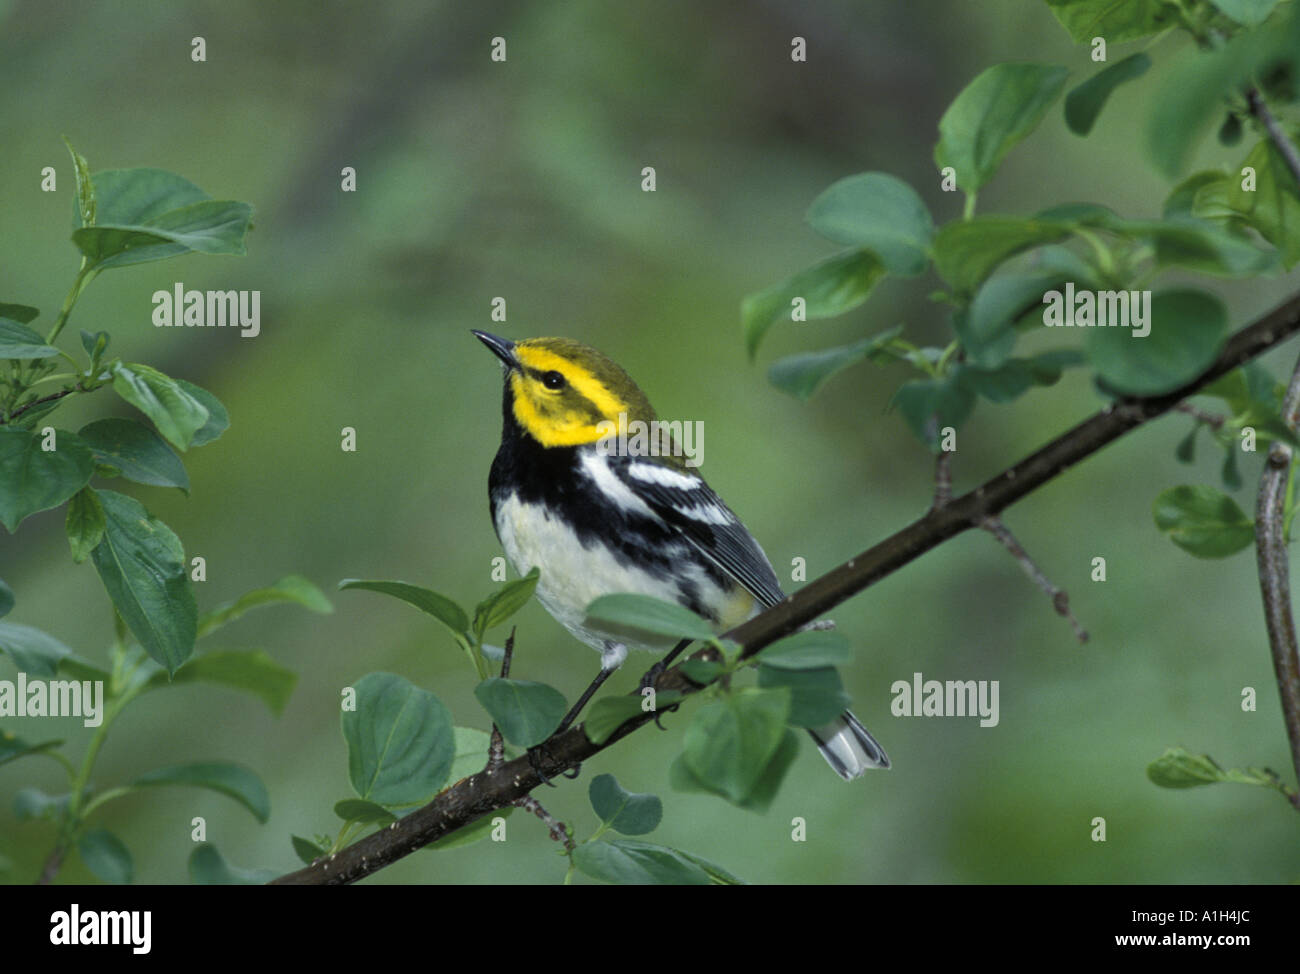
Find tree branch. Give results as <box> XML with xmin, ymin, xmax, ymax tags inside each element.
<box><xmin>271</xmin><ymin>289</ymin><xmax>1300</xmax><ymax>885</ymax></box>
<box><xmin>1254</xmin><ymin>348</ymin><xmax>1300</xmax><ymax>810</ymax></box>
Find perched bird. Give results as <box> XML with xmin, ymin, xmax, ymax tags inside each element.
<box><xmin>473</xmin><ymin>330</ymin><xmax>889</xmax><ymax>779</ymax></box>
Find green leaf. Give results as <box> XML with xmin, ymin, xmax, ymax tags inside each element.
<box><xmin>334</xmin><ymin>798</ymin><xmax>397</xmax><ymax>825</ymax></box>
<box><xmin>757</xmin><ymin>665</ymin><xmax>850</xmax><ymax>727</ymax></box>
<box><xmin>585</xmin><ymin>593</ymin><xmax>717</xmax><ymax>643</ymax></box>
<box><xmin>1209</xmin><ymin>0</ymin><xmax>1280</xmax><ymax>27</ymax></box>
<box><xmin>73</xmin><ymin>200</ymin><xmax>254</xmax><ymax>268</ymax></box>
<box><xmin>935</xmin><ymin>63</ymin><xmax>1070</xmax><ymax>193</ymax></box>
<box><xmin>14</xmin><ymin>787</ymin><xmax>69</xmax><ymax>821</ymax></box>
<box><xmin>589</xmin><ymin>773</ymin><xmax>663</xmax><ymax>836</ymax></box>
<box><xmin>1064</xmin><ymin>54</ymin><xmax>1152</xmax><ymax>136</ymax></box>
<box><xmin>1201</xmin><ymin>361</ymin><xmax>1279</xmax><ymax>413</ymax></box>
<box><xmin>742</xmin><ymin>250</ymin><xmax>885</xmax><ymax>358</ymax></box>
<box><xmin>72</xmin><ymin>167</ymin><xmax>252</xmax><ymax>270</ymax></box>
<box><xmin>1153</xmin><ymin>485</ymin><xmax>1255</xmax><ymax>558</ymax></box>
<box><xmin>77</xmin><ymin>829</ymin><xmax>133</xmax><ymax>884</ymax></box>
<box><xmin>131</xmin><ymin>761</ymin><xmax>269</xmax><ymax>822</ymax></box>
<box><xmin>90</xmin><ymin>490</ymin><xmax>196</xmax><ymax>673</ymax></box>
<box><xmin>953</xmin><ymin>272</ymin><xmax>1064</xmax><ymax>369</ymax></box>
<box><xmin>188</xmin><ymin>843</ymin><xmax>275</xmax><ymax>885</ymax></box>
<box><xmin>0</xmin><ymin>730</ymin><xmax>63</xmax><ymax>769</ymax></box>
<box><xmin>767</xmin><ymin>328</ymin><xmax>904</xmax><ymax>401</ymax></box>
<box><xmin>338</xmin><ymin>580</ymin><xmax>469</xmax><ymax>640</ymax></box>
<box><xmin>1147</xmin><ymin>26</ymin><xmax>1292</xmax><ymax>178</ymax></box>
<box><xmin>150</xmin><ymin>649</ymin><xmax>297</xmax><ymax>717</ymax></box>
<box><xmin>1146</xmin><ymin>747</ymin><xmax>1228</xmax><ymax>787</ymax></box>
<box><xmin>472</xmin><ymin>568</ymin><xmax>539</xmax><ymax>639</ymax></box>
<box><xmin>0</xmin><ymin>318</ymin><xmax>60</xmax><ymax>359</ymax></box>
<box><xmin>582</xmin><ymin>691</ymin><xmax>684</xmax><ymax>745</ymax></box>
<box><xmin>65</xmin><ymin>486</ymin><xmax>105</xmax><ymax>564</ymax></box>
<box><xmin>0</xmin><ymin>621</ymin><xmax>73</xmax><ymax>677</ymax></box>
<box><xmin>1044</xmin><ymin>0</ymin><xmax>1178</xmax><ymax>43</ymax></box>
<box><xmin>63</xmin><ymin>136</ymin><xmax>96</xmax><ymax>227</ymax></box>
<box><xmin>0</xmin><ymin>304</ymin><xmax>39</xmax><ymax>324</ymax></box>
<box><xmin>958</xmin><ymin>350</ymin><xmax>1084</xmax><ymax>404</ymax></box>
<box><xmin>175</xmin><ymin>379</ymin><xmax>229</xmax><ymax>447</ymax></box>
<box><xmin>0</xmin><ymin>427</ymin><xmax>94</xmax><ymax>532</ymax></box>
<box><xmin>292</xmin><ymin>835</ymin><xmax>328</xmax><ymax>865</ymax></box>
<box><xmin>932</xmin><ymin>216</ymin><xmax>1073</xmax><ymax>294</ymax></box>
<box><xmin>805</xmin><ymin>173</ymin><xmax>934</xmax><ymax>275</ymax></box>
<box><xmin>670</xmin><ymin>728</ymin><xmax>800</xmax><ymax>814</ymax></box>
<box><xmin>198</xmin><ymin>575</ymin><xmax>332</xmax><ymax>639</ymax></box>
<box><xmin>1227</xmin><ymin>139</ymin><xmax>1300</xmax><ymax>269</ymax></box>
<box><xmin>342</xmin><ymin>672</ymin><xmax>456</xmax><ymax>805</ymax></box>
<box><xmin>680</xmin><ymin>658</ymin><xmax>726</xmax><ymax>684</ymax></box>
<box><xmin>1085</xmin><ymin>289</ymin><xmax>1227</xmax><ymax>397</ymax></box>
<box><xmin>892</xmin><ymin>375</ymin><xmax>976</xmax><ymax>450</ymax></box>
<box><xmin>729</xmin><ymin>728</ymin><xmax>799</xmax><ymax>814</ymax></box>
<box><xmin>0</xmin><ymin>578</ymin><xmax>11</xmax><ymax>618</ymax></box>
<box><xmin>1221</xmin><ymin>446</ymin><xmax>1243</xmax><ymax>489</ymax></box>
<box><xmin>572</xmin><ymin>839</ymin><xmax>711</xmax><ymax>885</ymax></box>
<box><xmin>474</xmin><ymin>677</ymin><xmax>567</xmax><ymax>748</ymax></box>
<box><xmin>1176</xmin><ymin>426</ymin><xmax>1198</xmax><ymax>463</ymax></box>
<box><xmin>110</xmin><ymin>362</ymin><xmax>209</xmax><ymax>451</ymax></box>
<box><xmin>80</xmin><ymin>329</ymin><xmax>110</xmax><ymax>365</ymax></box>
<box><xmin>757</xmin><ymin>629</ymin><xmax>854</xmax><ymax>670</ymax></box>
<box><xmin>1147</xmin><ymin>746</ymin><xmax>1291</xmax><ymax>794</ymax></box>
<box><xmin>683</xmin><ymin>687</ymin><xmax>790</xmax><ymax>804</ymax></box>
<box><xmin>77</xmin><ymin>418</ymin><xmax>189</xmax><ymax>491</ymax></box>
<box><xmin>1112</xmin><ymin>216</ymin><xmax>1276</xmax><ymax>277</ymax></box>
<box><xmin>1218</xmin><ymin>112</ymin><xmax>1244</xmax><ymax>147</ymax></box>
<box><xmin>446</xmin><ymin>726</ymin><xmax>493</xmax><ymax>784</ymax></box>
<box><xmin>674</xmin><ymin>849</ymin><xmax>748</xmax><ymax>885</ymax></box>
<box><xmin>1164</xmin><ymin>171</ymin><xmax>1232</xmax><ymax>219</ymax></box>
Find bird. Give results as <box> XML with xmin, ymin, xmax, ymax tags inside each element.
<box><xmin>473</xmin><ymin>330</ymin><xmax>889</xmax><ymax>780</ymax></box>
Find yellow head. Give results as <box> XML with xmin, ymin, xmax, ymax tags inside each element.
<box><xmin>473</xmin><ymin>331</ymin><xmax>657</xmax><ymax>448</ymax></box>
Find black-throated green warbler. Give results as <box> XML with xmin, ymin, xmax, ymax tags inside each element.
<box><xmin>473</xmin><ymin>330</ymin><xmax>889</xmax><ymax>780</ymax></box>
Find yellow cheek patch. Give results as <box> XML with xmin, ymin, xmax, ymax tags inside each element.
<box><xmin>514</xmin><ymin>345</ymin><xmax>629</xmax><ymax>422</ymax></box>
<box><xmin>510</xmin><ymin>373</ymin><xmax>607</xmax><ymax>446</ymax></box>
<box><xmin>511</xmin><ymin>345</ymin><xmax>632</xmax><ymax>447</ymax></box>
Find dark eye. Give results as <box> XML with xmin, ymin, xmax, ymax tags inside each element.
<box><xmin>542</xmin><ymin>370</ymin><xmax>566</xmax><ymax>390</ymax></box>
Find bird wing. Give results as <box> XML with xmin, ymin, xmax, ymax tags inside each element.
<box><xmin>607</xmin><ymin>455</ymin><xmax>787</xmax><ymax>610</ymax></box>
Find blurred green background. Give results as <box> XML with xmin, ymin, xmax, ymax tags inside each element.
<box><xmin>2</xmin><ymin>0</ymin><xmax>1298</xmax><ymax>884</ymax></box>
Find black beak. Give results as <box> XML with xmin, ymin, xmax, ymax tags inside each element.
<box><xmin>472</xmin><ymin>330</ymin><xmax>517</xmax><ymax>370</ymax></box>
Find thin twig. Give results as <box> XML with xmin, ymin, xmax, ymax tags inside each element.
<box><xmin>1174</xmin><ymin>402</ymin><xmax>1226</xmax><ymax>430</ymax></box>
<box><xmin>511</xmin><ymin>795</ymin><xmax>574</xmax><ymax>851</ymax></box>
<box><xmin>1254</xmin><ymin>349</ymin><xmax>1300</xmax><ymax>810</ymax></box>
<box><xmin>931</xmin><ymin>449</ymin><xmax>953</xmax><ymax>511</ymax></box>
<box><xmin>487</xmin><ymin>628</ymin><xmax>516</xmax><ymax>771</ymax></box>
<box><xmin>981</xmin><ymin>516</ymin><xmax>1089</xmax><ymax>643</ymax></box>
<box><xmin>270</xmin><ymin>290</ymin><xmax>1300</xmax><ymax>885</ymax></box>
<box><xmin>1246</xmin><ymin>87</ymin><xmax>1300</xmax><ymax>189</ymax></box>
<box><xmin>5</xmin><ymin>386</ymin><xmax>78</xmax><ymax>424</ymax></box>
<box><xmin>931</xmin><ymin>433</ymin><xmax>1085</xmax><ymax>640</ymax></box>
<box><xmin>35</xmin><ymin>843</ymin><xmax>65</xmax><ymax>886</ymax></box>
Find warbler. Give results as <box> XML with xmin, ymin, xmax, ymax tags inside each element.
<box><xmin>473</xmin><ymin>330</ymin><xmax>889</xmax><ymax>779</ymax></box>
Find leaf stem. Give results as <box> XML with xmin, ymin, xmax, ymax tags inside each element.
<box><xmin>45</xmin><ymin>259</ymin><xmax>96</xmax><ymax>347</ymax></box>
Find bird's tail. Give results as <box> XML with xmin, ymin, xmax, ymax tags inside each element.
<box><xmin>809</xmin><ymin>710</ymin><xmax>890</xmax><ymax>779</ymax></box>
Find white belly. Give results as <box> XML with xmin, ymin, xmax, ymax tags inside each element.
<box><xmin>494</xmin><ymin>493</ymin><xmax>745</xmax><ymax>659</ymax></box>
